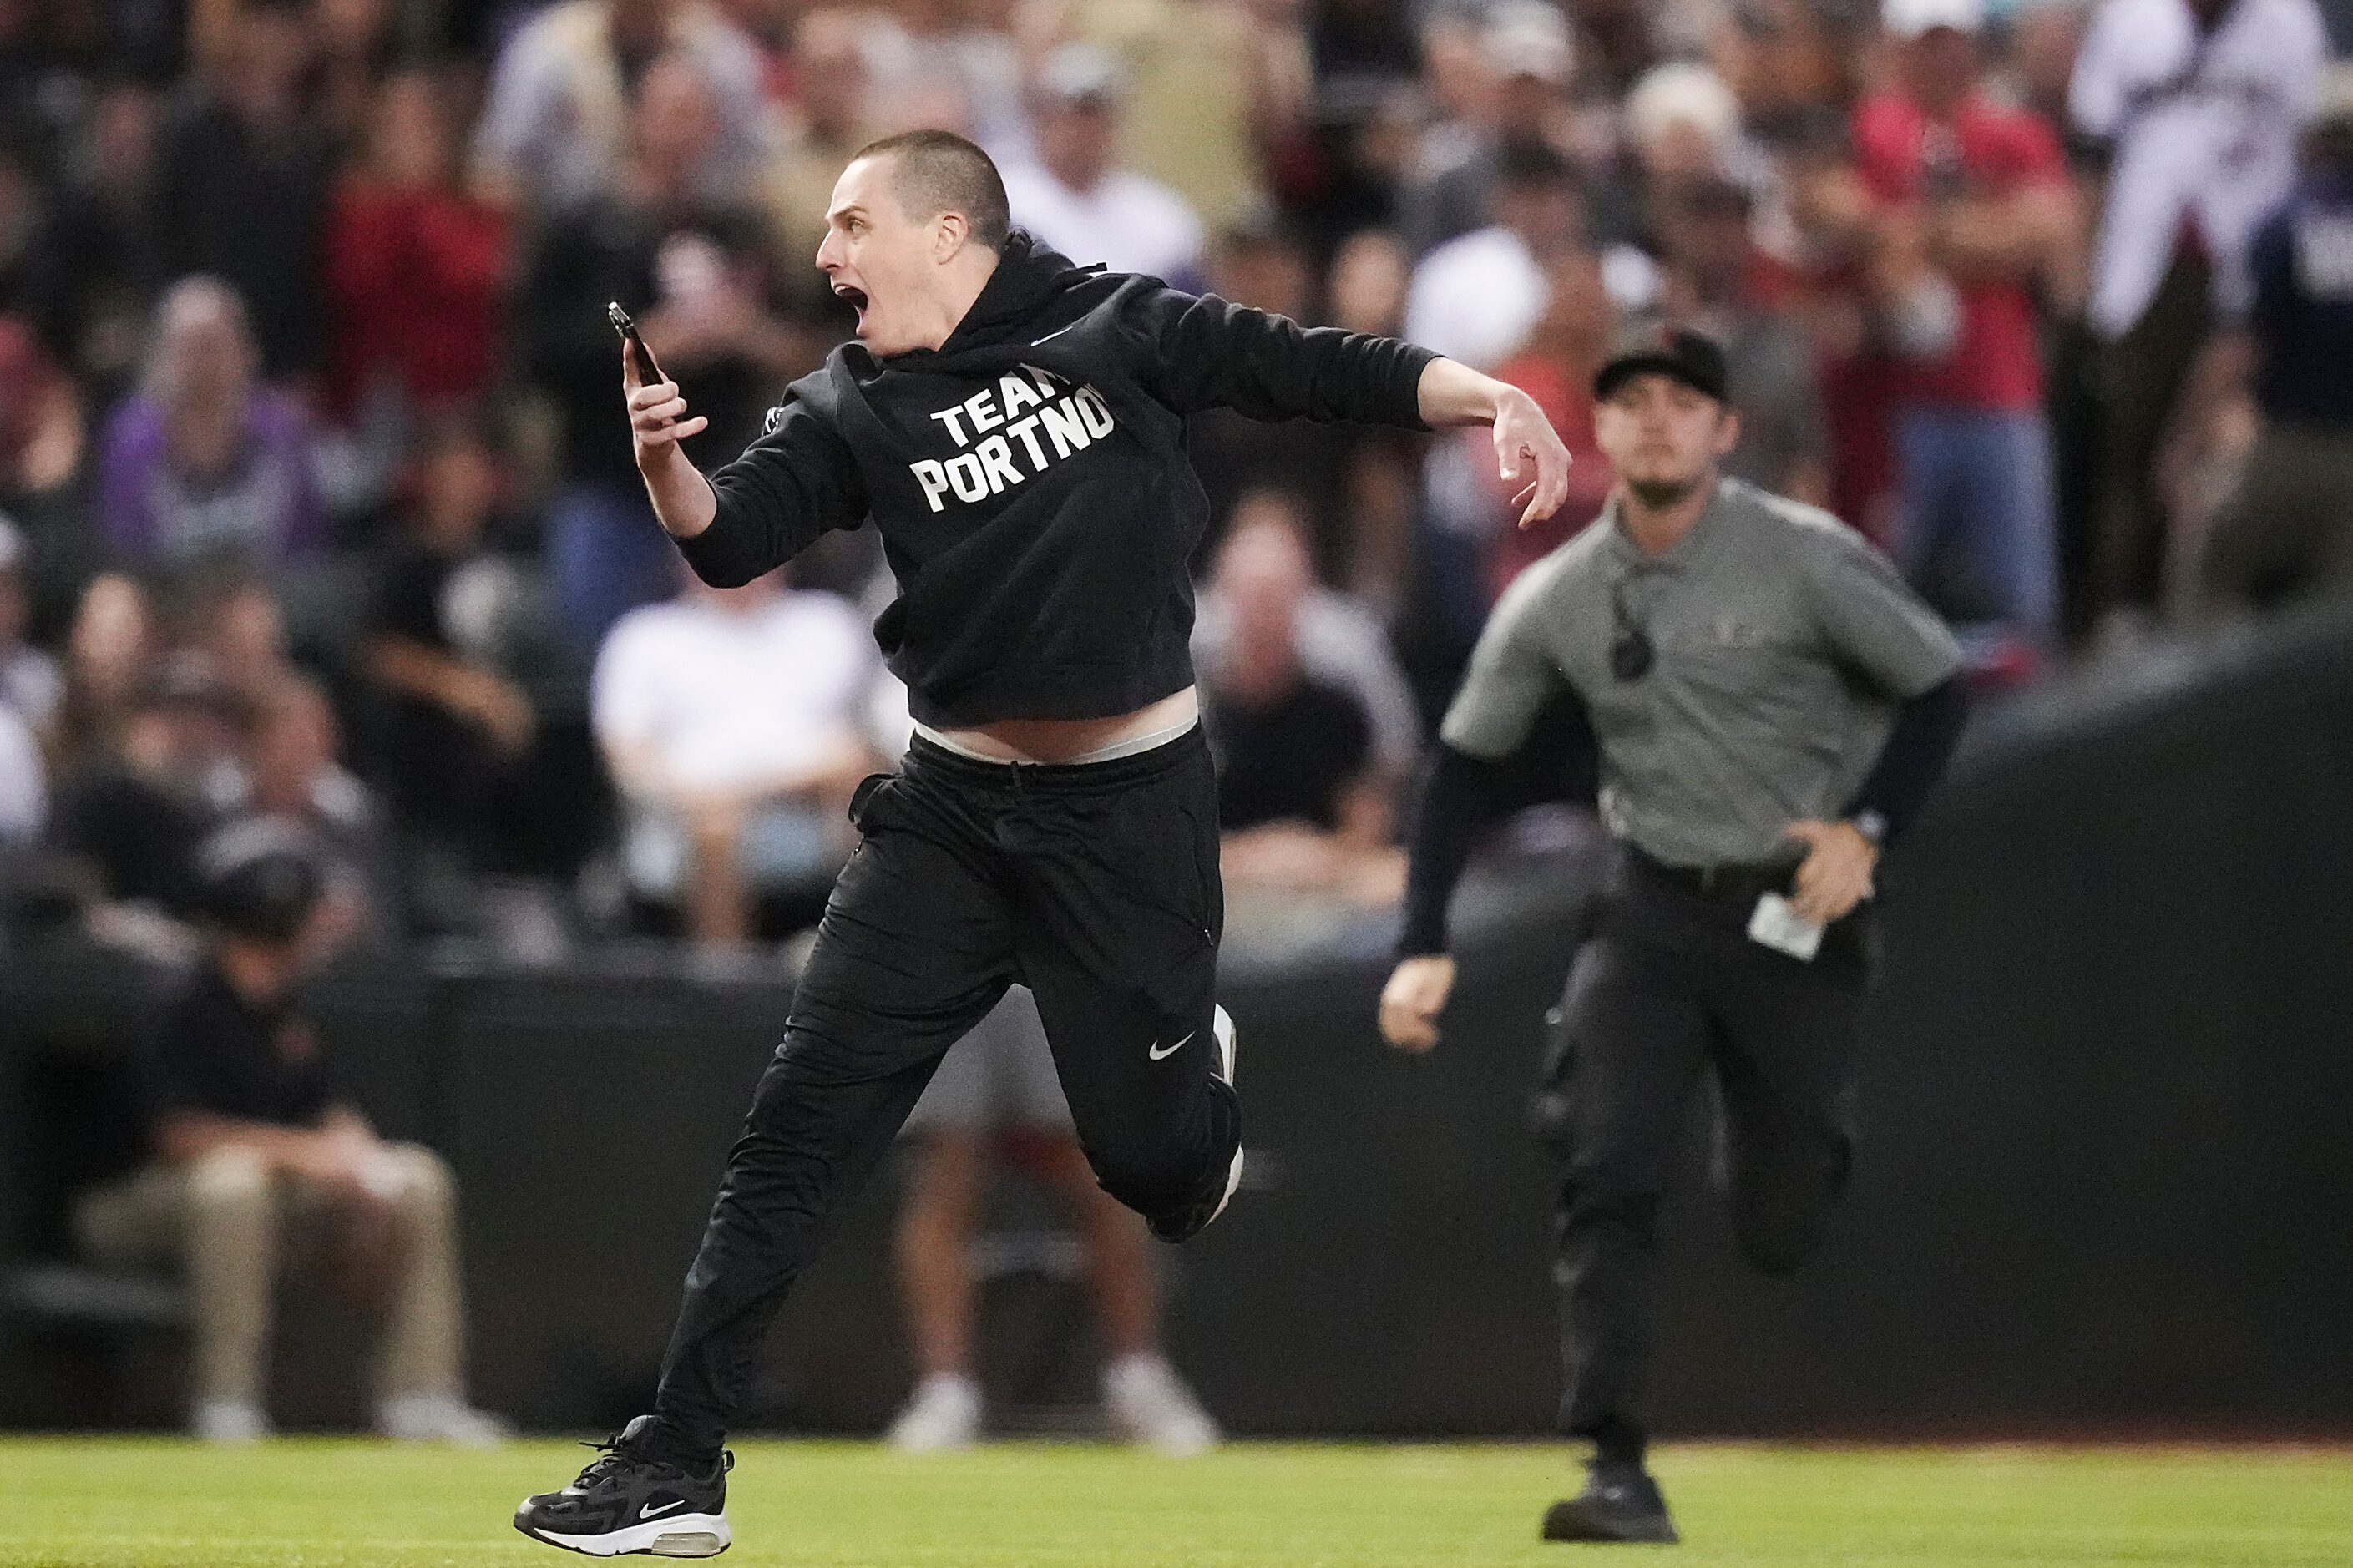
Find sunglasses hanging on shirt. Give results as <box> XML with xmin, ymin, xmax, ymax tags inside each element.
<box><xmin>1610</xmin><ymin>579</ymin><xmax>1655</xmax><ymax>681</ymax></box>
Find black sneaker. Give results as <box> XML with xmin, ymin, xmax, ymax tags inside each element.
<box><xmin>1149</xmin><ymin>1006</ymin><xmax>1244</xmax><ymax>1242</ymax></box>
<box><xmin>514</xmin><ymin>1415</ymin><xmax>733</xmax><ymax>1557</ymax></box>
<box><xmin>1541</xmin><ymin>1460</ymin><xmax>1678</xmax><ymax>1544</ymax></box>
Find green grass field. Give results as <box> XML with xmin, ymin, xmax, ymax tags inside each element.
<box><xmin>3</xmin><ymin>1438</ymin><xmax>2350</xmax><ymax>1567</ymax></box>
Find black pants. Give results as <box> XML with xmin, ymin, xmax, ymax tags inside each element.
<box><xmin>647</xmin><ymin>729</ymin><xmax>1240</xmax><ymax>1459</ymax></box>
<box><xmin>1543</xmin><ymin>847</ymin><xmax>1870</xmax><ymax>1465</ymax></box>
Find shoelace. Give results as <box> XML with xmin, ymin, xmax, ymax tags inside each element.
<box><xmin>571</xmin><ymin>1433</ymin><xmax>657</xmax><ymax>1489</ymax></box>
<box><xmin>569</xmin><ymin>1433</ymin><xmax>734</xmax><ymax>1489</ymax></box>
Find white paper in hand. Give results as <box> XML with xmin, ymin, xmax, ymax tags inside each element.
<box><xmin>1747</xmin><ymin>892</ymin><xmax>1824</xmax><ymax>961</ymax></box>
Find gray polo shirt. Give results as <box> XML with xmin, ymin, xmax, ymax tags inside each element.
<box><xmin>1441</xmin><ymin>478</ymin><xmax>1963</xmax><ymax>869</ymax></box>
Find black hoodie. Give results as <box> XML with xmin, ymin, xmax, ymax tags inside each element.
<box><xmin>674</xmin><ymin>233</ymin><xmax>1436</xmax><ymax>728</ymax></box>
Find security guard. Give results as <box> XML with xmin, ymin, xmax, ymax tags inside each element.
<box><xmin>1379</xmin><ymin>326</ymin><xmax>1970</xmax><ymax>1544</ymax></box>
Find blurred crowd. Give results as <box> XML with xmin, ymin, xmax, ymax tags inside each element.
<box><xmin>0</xmin><ymin>0</ymin><xmax>2349</xmax><ymax>965</ymax></box>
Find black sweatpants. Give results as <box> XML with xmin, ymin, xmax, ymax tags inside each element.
<box><xmin>1542</xmin><ymin>847</ymin><xmax>1870</xmax><ymax>1465</ymax></box>
<box><xmin>650</xmin><ymin>729</ymin><xmax>1240</xmax><ymax>1459</ymax></box>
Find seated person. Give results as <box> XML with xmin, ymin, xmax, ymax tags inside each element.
<box><xmin>886</xmin><ymin>987</ymin><xmax>1221</xmax><ymax>1456</ymax></box>
<box><xmin>362</xmin><ymin>421</ymin><xmax>540</xmax><ymax>888</ymax></box>
<box><xmin>590</xmin><ymin>564</ymin><xmax>878</xmax><ymax>951</ymax></box>
<box><xmin>1197</xmin><ymin>511</ymin><xmax>1404</xmax><ymax>905</ymax></box>
<box><xmin>1190</xmin><ymin>488</ymin><xmax>1422</xmax><ymax>783</ymax></box>
<box><xmin>48</xmin><ymin>659</ymin><xmax>248</xmax><ymax>959</ymax></box>
<box><xmin>71</xmin><ymin>820</ymin><xmax>504</xmax><ymax>1444</ymax></box>
<box><xmin>238</xmin><ymin>674</ymin><xmax>402</xmax><ymax>948</ymax></box>
<box><xmin>95</xmin><ymin>278</ymin><xmax>322</xmax><ymax>577</ymax></box>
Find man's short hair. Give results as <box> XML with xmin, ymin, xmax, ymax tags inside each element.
<box><xmin>852</xmin><ymin>129</ymin><xmax>1011</xmax><ymax>250</ymax></box>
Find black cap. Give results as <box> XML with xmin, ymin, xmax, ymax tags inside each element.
<box><xmin>194</xmin><ymin>817</ymin><xmax>325</xmax><ymax>944</ymax></box>
<box><xmin>1592</xmin><ymin>321</ymin><xmax>1731</xmax><ymax>404</ymax></box>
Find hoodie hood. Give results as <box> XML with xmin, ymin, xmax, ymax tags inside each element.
<box><xmin>897</xmin><ymin>230</ymin><xmax>1116</xmax><ymax>367</ymax></box>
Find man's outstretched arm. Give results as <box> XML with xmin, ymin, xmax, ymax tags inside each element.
<box><xmin>1415</xmin><ymin>357</ymin><xmax>1575</xmax><ymax>529</ymax></box>
<box><xmin>1132</xmin><ymin>288</ymin><xmax>1573</xmax><ymax>524</ymax></box>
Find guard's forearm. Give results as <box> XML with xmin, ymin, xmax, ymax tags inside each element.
<box><xmin>1397</xmin><ymin>743</ymin><xmax>1522</xmax><ymax>957</ymax></box>
<box><xmin>1845</xmin><ymin>675</ymin><xmax>1969</xmax><ymax>844</ymax></box>
<box><xmin>1415</xmin><ymin>357</ymin><xmax>1506</xmax><ymax>428</ymax></box>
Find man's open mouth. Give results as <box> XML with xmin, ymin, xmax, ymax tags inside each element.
<box><xmin>833</xmin><ymin>282</ymin><xmax>869</xmax><ymax>323</ymax></box>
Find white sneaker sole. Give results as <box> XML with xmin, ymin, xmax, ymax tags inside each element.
<box><xmin>523</xmin><ymin>1512</ymin><xmax>731</xmax><ymax>1558</ymax></box>
<box><xmin>1206</xmin><ymin>1006</ymin><xmax>1243</xmax><ymax>1227</ymax></box>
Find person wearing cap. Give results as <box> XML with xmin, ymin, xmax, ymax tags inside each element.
<box><xmin>1378</xmin><ymin>325</ymin><xmax>1970</xmax><ymax>1543</ymax></box>
<box><xmin>71</xmin><ymin>820</ymin><xmax>507</xmax><ymax>1445</ymax></box>
<box><xmin>1852</xmin><ymin>0</ymin><xmax>2075</xmax><ymax>672</ymax></box>
<box><xmin>998</xmin><ymin>43</ymin><xmax>1204</xmax><ymax>285</ymax></box>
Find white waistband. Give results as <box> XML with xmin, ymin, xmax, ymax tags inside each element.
<box><xmin>913</xmin><ymin>716</ymin><xmax>1199</xmax><ymax>767</ymax></box>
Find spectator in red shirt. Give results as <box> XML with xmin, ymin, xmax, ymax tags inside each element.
<box><xmin>322</xmin><ymin>68</ymin><xmax>511</xmax><ymax>427</ymax></box>
<box><xmin>1852</xmin><ymin>0</ymin><xmax>2077</xmax><ymax>660</ymax></box>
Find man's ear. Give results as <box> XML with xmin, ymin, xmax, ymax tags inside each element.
<box><xmin>934</xmin><ymin>210</ymin><xmax>972</xmax><ymax>264</ymax></box>
<box><xmin>1713</xmin><ymin>407</ymin><xmax>1743</xmax><ymax>459</ymax></box>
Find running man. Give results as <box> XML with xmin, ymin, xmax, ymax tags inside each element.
<box><xmin>514</xmin><ymin>129</ymin><xmax>1571</xmax><ymax>1557</ymax></box>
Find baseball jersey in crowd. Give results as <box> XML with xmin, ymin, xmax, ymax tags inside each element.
<box><xmin>371</xmin><ymin>544</ymin><xmax>522</xmax><ymax>665</ymax></box>
<box><xmin>676</xmin><ymin>232</ymin><xmax>1434</xmax><ymax>728</ymax></box>
<box><xmin>1205</xmin><ymin>676</ymin><xmax>1373</xmax><ymax>832</ymax></box>
<box><xmin>97</xmin><ymin>391</ymin><xmax>324</xmax><ymax>566</ymax></box>
<box><xmin>2069</xmin><ymin>0</ymin><xmax>2328</xmax><ymax>336</ymax></box>
<box><xmin>590</xmin><ymin>589</ymin><xmax>873</xmax><ymax>795</ymax></box>
<box><xmin>141</xmin><ymin>959</ymin><xmax>334</xmax><ymax>1135</ymax></box>
<box><xmin>1851</xmin><ymin>92</ymin><xmax>2069</xmax><ymax>411</ymax></box>
<box><xmin>2247</xmin><ymin>170</ymin><xmax>2353</xmax><ymax>426</ymax></box>
<box><xmin>999</xmin><ymin>168</ymin><xmax>1206</xmax><ymax>286</ymax></box>
<box><xmin>1441</xmin><ymin>480</ymin><xmax>1962</xmax><ymax>867</ymax></box>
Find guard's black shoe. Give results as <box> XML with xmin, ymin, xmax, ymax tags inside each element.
<box><xmin>1149</xmin><ymin>1007</ymin><xmax>1244</xmax><ymax>1242</ymax></box>
<box><xmin>514</xmin><ymin>1415</ymin><xmax>733</xmax><ymax>1557</ymax></box>
<box><xmin>1541</xmin><ymin>1460</ymin><xmax>1678</xmax><ymax>1544</ymax></box>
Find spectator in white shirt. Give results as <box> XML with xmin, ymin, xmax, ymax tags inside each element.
<box><xmin>2069</xmin><ymin>0</ymin><xmax>2328</xmax><ymax>619</ymax></box>
<box><xmin>1404</xmin><ymin>140</ymin><xmax>1659</xmax><ymax>372</ymax></box>
<box><xmin>999</xmin><ymin>43</ymin><xmax>1205</xmax><ymax>286</ymax></box>
<box><xmin>591</xmin><ymin>568</ymin><xmax>882</xmax><ymax>952</ymax></box>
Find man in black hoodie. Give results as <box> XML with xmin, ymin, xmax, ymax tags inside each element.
<box><xmin>516</xmin><ymin>129</ymin><xmax>1571</xmax><ymax>1558</ymax></box>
